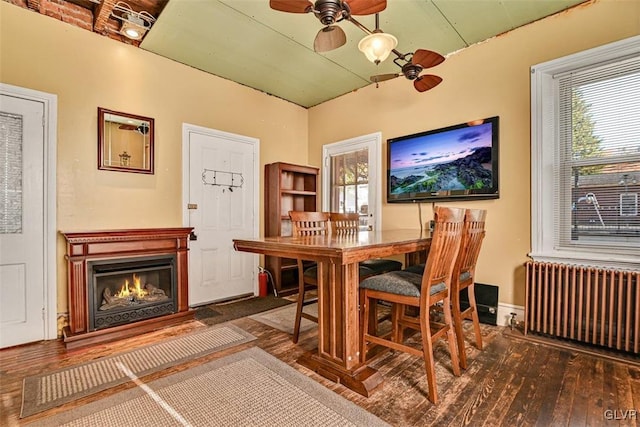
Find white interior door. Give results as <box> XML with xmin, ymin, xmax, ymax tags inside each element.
<box><xmin>322</xmin><ymin>132</ymin><xmax>383</xmax><ymax>230</ymax></box>
<box><xmin>0</xmin><ymin>94</ymin><xmax>46</xmax><ymax>347</ymax></box>
<box><xmin>183</xmin><ymin>124</ymin><xmax>259</xmax><ymax>306</ymax></box>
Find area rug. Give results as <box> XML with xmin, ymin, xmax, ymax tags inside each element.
<box><xmin>27</xmin><ymin>347</ymin><xmax>389</xmax><ymax>427</ymax></box>
<box><xmin>249</xmin><ymin>303</ymin><xmax>318</xmax><ymax>335</ymax></box>
<box><xmin>195</xmin><ymin>295</ymin><xmax>293</xmax><ymax>326</ymax></box>
<box><xmin>21</xmin><ymin>324</ymin><xmax>255</xmax><ymax>418</ymax></box>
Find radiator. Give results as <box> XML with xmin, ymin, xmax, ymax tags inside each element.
<box><xmin>525</xmin><ymin>261</ymin><xmax>640</xmax><ymax>354</ymax></box>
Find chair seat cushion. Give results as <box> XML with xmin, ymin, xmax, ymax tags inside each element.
<box><xmin>359</xmin><ymin>271</ymin><xmax>446</xmax><ymax>297</ymax></box>
<box><xmin>359</xmin><ymin>259</ymin><xmax>403</xmax><ymax>274</ymax></box>
<box><xmin>403</xmin><ymin>263</ymin><xmax>425</xmax><ymax>275</ymax></box>
<box><xmin>459</xmin><ymin>271</ymin><xmax>472</xmax><ymax>282</ymax></box>
<box><xmin>402</xmin><ymin>265</ymin><xmax>472</xmax><ymax>285</ymax></box>
<box><xmin>304</xmin><ymin>265</ymin><xmax>376</xmax><ymax>280</ymax></box>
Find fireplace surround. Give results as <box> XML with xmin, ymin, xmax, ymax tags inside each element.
<box><xmin>62</xmin><ymin>228</ymin><xmax>194</xmax><ymax>349</ymax></box>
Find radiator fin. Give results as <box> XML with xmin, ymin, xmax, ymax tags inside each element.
<box><xmin>525</xmin><ymin>261</ymin><xmax>639</xmax><ymax>355</ymax></box>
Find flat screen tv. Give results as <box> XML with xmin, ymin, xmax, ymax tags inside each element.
<box><xmin>387</xmin><ymin>116</ymin><xmax>499</xmax><ymax>203</ymax></box>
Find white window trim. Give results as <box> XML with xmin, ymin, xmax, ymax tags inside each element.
<box><xmin>530</xmin><ymin>35</ymin><xmax>640</xmax><ymax>270</ymax></box>
<box><xmin>322</xmin><ymin>132</ymin><xmax>382</xmax><ymax>231</ymax></box>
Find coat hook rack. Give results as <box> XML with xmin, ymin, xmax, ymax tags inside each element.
<box><xmin>201</xmin><ymin>169</ymin><xmax>244</xmax><ymax>190</ymax></box>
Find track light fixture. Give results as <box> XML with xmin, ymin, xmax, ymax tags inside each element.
<box><xmin>111</xmin><ymin>1</ymin><xmax>156</xmax><ymax>41</ymax></box>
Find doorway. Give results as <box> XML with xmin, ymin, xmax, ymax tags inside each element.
<box><xmin>322</xmin><ymin>132</ymin><xmax>383</xmax><ymax>230</ymax></box>
<box><xmin>0</xmin><ymin>84</ymin><xmax>57</xmax><ymax>348</ymax></box>
<box><xmin>182</xmin><ymin>124</ymin><xmax>259</xmax><ymax>306</ymax></box>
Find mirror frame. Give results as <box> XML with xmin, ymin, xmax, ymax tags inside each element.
<box><xmin>98</xmin><ymin>107</ymin><xmax>155</xmax><ymax>174</ymax></box>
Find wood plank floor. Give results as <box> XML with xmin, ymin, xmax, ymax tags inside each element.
<box><xmin>1</xmin><ymin>315</ymin><xmax>639</xmax><ymax>426</ymax></box>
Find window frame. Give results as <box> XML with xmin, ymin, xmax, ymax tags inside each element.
<box><xmin>530</xmin><ymin>35</ymin><xmax>640</xmax><ymax>270</ymax></box>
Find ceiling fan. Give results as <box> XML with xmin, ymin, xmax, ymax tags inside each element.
<box><xmin>370</xmin><ymin>48</ymin><xmax>445</xmax><ymax>92</ymax></box>
<box><xmin>269</xmin><ymin>0</ymin><xmax>387</xmax><ymax>52</ymax></box>
<box><xmin>270</xmin><ymin>0</ymin><xmax>445</xmax><ymax>93</ymax></box>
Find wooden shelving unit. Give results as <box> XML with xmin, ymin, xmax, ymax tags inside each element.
<box><xmin>264</xmin><ymin>162</ymin><xmax>319</xmax><ymax>295</ymax></box>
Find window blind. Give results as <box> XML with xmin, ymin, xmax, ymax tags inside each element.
<box><xmin>555</xmin><ymin>56</ymin><xmax>640</xmax><ymax>251</ymax></box>
<box><xmin>0</xmin><ymin>112</ymin><xmax>23</xmax><ymax>234</ymax></box>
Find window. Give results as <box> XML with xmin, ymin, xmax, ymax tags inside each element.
<box><xmin>0</xmin><ymin>112</ymin><xmax>23</xmax><ymax>234</ymax></box>
<box><xmin>531</xmin><ymin>35</ymin><xmax>640</xmax><ymax>268</ymax></box>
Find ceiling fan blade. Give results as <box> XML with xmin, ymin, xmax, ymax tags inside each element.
<box><xmin>370</xmin><ymin>73</ymin><xmax>400</xmax><ymax>83</ymax></box>
<box><xmin>269</xmin><ymin>0</ymin><xmax>313</xmax><ymax>13</ymax></box>
<box><xmin>119</xmin><ymin>124</ymin><xmax>137</xmax><ymax>130</ymax></box>
<box><xmin>414</xmin><ymin>75</ymin><xmax>443</xmax><ymax>92</ymax></box>
<box><xmin>314</xmin><ymin>25</ymin><xmax>347</xmax><ymax>52</ymax></box>
<box><xmin>411</xmin><ymin>49</ymin><xmax>445</xmax><ymax>69</ymax></box>
<box><xmin>347</xmin><ymin>0</ymin><xmax>387</xmax><ymax>15</ymax></box>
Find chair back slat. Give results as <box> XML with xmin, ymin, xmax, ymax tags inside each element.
<box><xmin>289</xmin><ymin>211</ymin><xmax>330</xmax><ymax>236</ymax></box>
<box><xmin>420</xmin><ymin>206</ymin><xmax>465</xmax><ymax>303</ymax></box>
<box><xmin>329</xmin><ymin>212</ymin><xmax>360</xmax><ymax>235</ymax></box>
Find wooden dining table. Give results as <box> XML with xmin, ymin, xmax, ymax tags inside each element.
<box><xmin>233</xmin><ymin>229</ymin><xmax>431</xmax><ymax>397</ymax></box>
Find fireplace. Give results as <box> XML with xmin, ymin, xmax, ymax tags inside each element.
<box><xmin>88</xmin><ymin>255</ymin><xmax>177</xmax><ymax>331</ymax></box>
<box><xmin>62</xmin><ymin>228</ymin><xmax>194</xmax><ymax>349</ymax></box>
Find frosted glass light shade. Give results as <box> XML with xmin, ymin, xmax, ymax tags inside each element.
<box><xmin>358</xmin><ymin>32</ymin><xmax>398</xmax><ymax>64</ymax></box>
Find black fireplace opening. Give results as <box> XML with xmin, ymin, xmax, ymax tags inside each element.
<box><xmin>88</xmin><ymin>255</ymin><xmax>177</xmax><ymax>331</ymax></box>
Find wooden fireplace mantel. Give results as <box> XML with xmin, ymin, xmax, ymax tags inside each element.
<box><xmin>61</xmin><ymin>227</ymin><xmax>194</xmax><ymax>349</ymax></box>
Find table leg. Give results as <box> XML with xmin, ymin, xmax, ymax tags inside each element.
<box><xmin>296</xmin><ymin>260</ymin><xmax>383</xmax><ymax>397</ymax></box>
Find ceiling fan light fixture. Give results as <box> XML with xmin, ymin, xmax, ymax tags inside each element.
<box><xmin>314</xmin><ymin>25</ymin><xmax>346</xmax><ymax>52</ymax></box>
<box><xmin>358</xmin><ymin>31</ymin><xmax>397</xmax><ymax>64</ymax></box>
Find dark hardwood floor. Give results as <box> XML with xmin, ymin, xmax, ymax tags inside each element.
<box><xmin>1</xmin><ymin>315</ymin><xmax>639</xmax><ymax>426</ymax></box>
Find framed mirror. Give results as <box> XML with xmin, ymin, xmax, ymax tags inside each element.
<box><xmin>98</xmin><ymin>107</ymin><xmax>154</xmax><ymax>174</ymax></box>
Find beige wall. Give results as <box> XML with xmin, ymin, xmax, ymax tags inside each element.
<box><xmin>1</xmin><ymin>0</ymin><xmax>638</xmax><ymax>323</ymax></box>
<box><xmin>0</xmin><ymin>3</ymin><xmax>309</xmax><ymax>316</ymax></box>
<box><xmin>307</xmin><ymin>0</ymin><xmax>640</xmax><ymax>307</ymax></box>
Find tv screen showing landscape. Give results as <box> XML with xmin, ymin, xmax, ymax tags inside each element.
<box><xmin>387</xmin><ymin>116</ymin><xmax>499</xmax><ymax>203</ymax></box>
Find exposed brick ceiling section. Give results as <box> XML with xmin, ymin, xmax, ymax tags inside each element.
<box><xmin>26</xmin><ymin>0</ymin><xmax>43</xmax><ymax>13</ymax></box>
<box><xmin>12</xmin><ymin>0</ymin><xmax>167</xmax><ymax>45</ymax></box>
<box><xmin>94</xmin><ymin>0</ymin><xmax>117</xmax><ymax>34</ymax></box>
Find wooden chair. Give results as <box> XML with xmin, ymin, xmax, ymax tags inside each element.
<box><xmin>288</xmin><ymin>211</ymin><xmax>382</xmax><ymax>343</ymax></box>
<box><xmin>328</xmin><ymin>211</ymin><xmax>361</xmax><ymax>235</ymax></box>
<box><xmin>401</xmin><ymin>209</ymin><xmax>487</xmax><ymax>369</ymax></box>
<box><xmin>451</xmin><ymin>208</ymin><xmax>487</xmax><ymax>369</ymax></box>
<box><xmin>359</xmin><ymin>206</ymin><xmax>465</xmax><ymax>404</ymax></box>
<box><xmin>288</xmin><ymin>211</ymin><xmax>330</xmax><ymax>344</ymax></box>
<box><xmin>329</xmin><ymin>212</ymin><xmax>403</xmax><ymax>275</ymax></box>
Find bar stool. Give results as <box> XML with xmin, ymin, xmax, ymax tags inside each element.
<box><xmin>359</xmin><ymin>206</ymin><xmax>465</xmax><ymax>404</ymax></box>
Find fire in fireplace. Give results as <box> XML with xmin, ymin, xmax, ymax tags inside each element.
<box><xmin>88</xmin><ymin>255</ymin><xmax>177</xmax><ymax>331</ymax></box>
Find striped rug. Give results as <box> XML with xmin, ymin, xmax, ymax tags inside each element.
<box><xmin>21</xmin><ymin>324</ymin><xmax>255</xmax><ymax>418</ymax></box>
<box><xmin>27</xmin><ymin>347</ymin><xmax>390</xmax><ymax>427</ymax></box>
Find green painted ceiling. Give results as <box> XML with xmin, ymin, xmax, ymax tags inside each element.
<box><xmin>141</xmin><ymin>0</ymin><xmax>587</xmax><ymax>108</ymax></box>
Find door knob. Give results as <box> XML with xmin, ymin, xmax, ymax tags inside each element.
<box><xmin>189</xmin><ymin>231</ymin><xmax>198</xmax><ymax>241</ymax></box>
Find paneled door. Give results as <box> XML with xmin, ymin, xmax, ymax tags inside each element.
<box><xmin>183</xmin><ymin>124</ymin><xmax>259</xmax><ymax>306</ymax></box>
<box><xmin>0</xmin><ymin>94</ymin><xmax>46</xmax><ymax>347</ymax></box>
